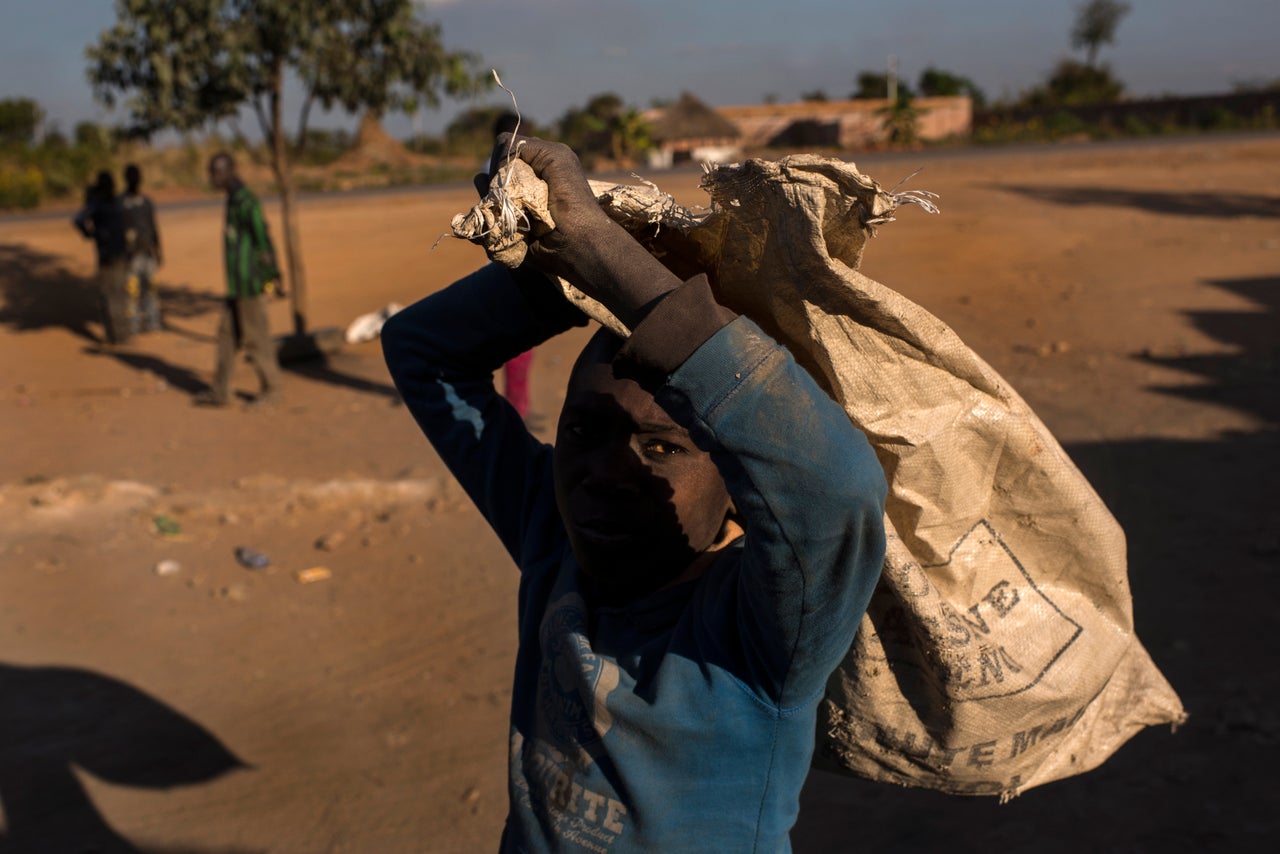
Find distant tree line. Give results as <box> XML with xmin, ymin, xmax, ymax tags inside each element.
<box><xmin>6</xmin><ymin>0</ymin><xmax>1274</xmax><ymax>213</ymax></box>
<box><xmin>410</xmin><ymin>91</ymin><xmax>653</xmax><ymax>170</ymax></box>
<box><xmin>0</xmin><ymin>97</ymin><xmax>118</xmax><ymax>209</ymax></box>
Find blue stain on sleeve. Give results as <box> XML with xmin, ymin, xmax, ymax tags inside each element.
<box><xmin>438</xmin><ymin>379</ymin><xmax>484</xmax><ymax>441</ymax></box>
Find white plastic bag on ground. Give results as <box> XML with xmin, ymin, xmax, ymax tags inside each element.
<box><xmin>346</xmin><ymin>302</ymin><xmax>403</xmax><ymax>344</ymax></box>
<box><xmin>453</xmin><ymin>155</ymin><xmax>1185</xmax><ymax>798</ymax></box>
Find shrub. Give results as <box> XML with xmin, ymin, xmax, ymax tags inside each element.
<box><xmin>0</xmin><ymin>164</ymin><xmax>45</xmax><ymax>209</ymax></box>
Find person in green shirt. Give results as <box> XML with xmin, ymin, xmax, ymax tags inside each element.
<box><xmin>195</xmin><ymin>152</ymin><xmax>284</xmax><ymax>408</ymax></box>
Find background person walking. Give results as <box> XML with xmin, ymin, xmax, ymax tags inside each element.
<box><xmin>121</xmin><ymin>163</ymin><xmax>163</xmax><ymax>333</ymax></box>
<box><xmin>195</xmin><ymin>152</ymin><xmax>283</xmax><ymax>408</ymax></box>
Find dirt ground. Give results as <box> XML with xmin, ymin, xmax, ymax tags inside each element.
<box><xmin>1</xmin><ymin>134</ymin><xmax>1277</xmax><ymax>853</ymax></box>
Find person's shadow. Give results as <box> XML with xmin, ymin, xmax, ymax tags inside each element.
<box><xmin>0</xmin><ymin>242</ymin><xmax>224</xmax><ymax>398</ymax></box>
<box><xmin>0</xmin><ymin>662</ymin><xmax>254</xmax><ymax>854</ymax></box>
<box><xmin>0</xmin><ymin>243</ymin><xmax>104</xmax><ymax>342</ymax></box>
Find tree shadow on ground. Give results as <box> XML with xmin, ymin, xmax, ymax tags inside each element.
<box><xmin>0</xmin><ymin>662</ymin><xmax>259</xmax><ymax>854</ymax></box>
<box><xmin>281</xmin><ymin>350</ymin><xmax>401</xmax><ymax>402</ymax></box>
<box><xmin>794</xmin><ymin>275</ymin><xmax>1279</xmax><ymax>853</ymax></box>
<box><xmin>995</xmin><ymin>185</ymin><xmax>1280</xmax><ymax>219</ymax></box>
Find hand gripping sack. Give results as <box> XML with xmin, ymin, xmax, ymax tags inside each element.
<box><xmin>456</xmin><ymin>155</ymin><xmax>1185</xmax><ymax>797</ymax></box>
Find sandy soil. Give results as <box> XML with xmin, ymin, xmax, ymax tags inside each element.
<box><xmin>1</xmin><ymin>135</ymin><xmax>1277</xmax><ymax>853</ymax></box>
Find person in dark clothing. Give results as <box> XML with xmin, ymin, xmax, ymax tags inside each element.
<box><xmin>73</xmin><ymin>171</ymin><xmax>131</xmax><ymax>345</ymax></box>
<box><xmin>121</xmin><ymin>163</ymin><xmax>163</xmax><ymax>333</ymax></box>
<box><xmin>195</xmin><ymin>152</ymin><xmax>283</xmax><ymax>408</ymax></box>
<box><xmin>382</xmin><ymin>136</ymin><xmax>887</xmax><ymax>852</ymax></box>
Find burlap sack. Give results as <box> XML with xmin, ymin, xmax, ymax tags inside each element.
<box><xmin>454</xmin><ymin>155</ymin><xmax>1185</xmax><ymax>798</ymax></box>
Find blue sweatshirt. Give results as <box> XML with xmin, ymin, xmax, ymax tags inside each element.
<box><xmin>382</xmin><ymin>264</ymin><xmax>886</xmax><ymax>853</ymax></box>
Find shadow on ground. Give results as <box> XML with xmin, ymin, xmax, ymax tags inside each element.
<box><xmin>281</xmin><ymin>350</ymin><xmax>401</xmax><ymax>402</ymax></box>
<box><xmin>0</xmin><ymin>662</ymin><xmax>257</xmax><ymax>854</ymax></box>
<box><xmin>0</xmin><ymin>242</ymin><xmax>402</xmax><ymax>403</ymax></box>
<box><xmin>0</xmin><ymin>242</ymin><xmax>223</xmax><ymax>400</ymax></box>
<box><xmin>0</xmin><ymin>243</ymin><xmax>104</xmax><ymax>342</ymax></box>
<box><xmin>0</xmin><ymin>243</ymin><xmax>223</xmax><ymax>342</ymax></box>
<box><xmin>995</xmin><ymin>185</ymin><xmax>1280</xmax><ymax>219</ymax></box>
<box><xmin>795</xmin><ymin>275</ymin><xmax>1279</xmax><ymax>853</ymax></box>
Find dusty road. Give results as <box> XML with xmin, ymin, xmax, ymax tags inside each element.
<box><xmin>1</xmin><ymin>135</ymin><xmax>1277</xmax><ymax>853</ymax></box>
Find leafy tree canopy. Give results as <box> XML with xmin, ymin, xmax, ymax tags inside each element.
<box><xmin>917</xmin><ymin>67</ymin><xmax>987</xmax><ymax>108</ymax></box>
<box><xmin>557</xmin><ymin>92</ymin><xmax>623</xmax><ymax>149</ymax></box>
<box><xmin>851</xmin><ymin>71</ymin><xmax>914</xmax><ymax>102</ymax></box>
<box><xmin>87</xmin><ymin>0</ymin><xmax>489</xmax><ymax>142</ymax></box>
<box><xmin>556</xmin><ymin>93</ymin><xmax>650</xmax><ymax>167</ymax></box>
<box><xmin>0</xmin><ymin>98</ymin><xmax>44</xmax><ymax>147</ymax></box>
<box><xmin>1023</xmin><ymin>59</ymin><xmax>1125</xmax><ymax>107</ymax></box>
<box><xmin>86</xmin><ymin>0</ymin><xmax>490</xmax><ymax>336</ymax></box>
<box><xmin>1071</xmin><ymin>0</ymin><xmax>1131</xmax><ymax>67</ymax></box>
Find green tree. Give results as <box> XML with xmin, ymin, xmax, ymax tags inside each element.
<box><xmin>800</xmin><ymin>90</ymin><xmax>829</xmax><ymax>103</ymax></box>
<box><xmin>0</xmin><ymin>98</ymin><xmax>43</xmax><ymax>147</ymax></box>
<box><xmin>1071</xmin><ymin>0</ymin><xmax>1131</xmax><ymax>68</ymax></box>
<box><xmin>877</xmin><ymin>97</ymin><xmax>920</xmax><ymax>145</ymax></box>
<box><xmin>917</xmin><ymin>67</ymin><xmax>987</xmax><ymax>109</ymax></box>
<box><xmin>446</xmin><ymin>105</ymin><xmax>511</xmax><ymax>140</ymax></box>
<box><xmin>1024</xmin><ymin>59</ymin><xmax>1125</xmax><ymax>106</ymax></box>
<box><xmin>87</xmin><ymin>0</ymin><xmax>489</xmax><ymax>336</ymax></box>
<box><xmin>608</xmin><ymin>108</ymin><xmax>652</xmax><ymax>167</ymax></box>
<box><xmin>42</xmin><ymin>125</ymin><xmax>68</xmax><ymax>149</ymax></box>
<box><xmin>444</xmin><ymin>105</ymin><xmax>546</xmax><ymax>155</ymax></box>
<box><xmin>556</xmin><ymin>93</ymin><xmax>618</xmax><ymax>160</ymax></box>
<box><xmin>851</xmin><ymin>72</ymin><xmax>914</xmax><ymax>101</ymax></box>
<box><xmin>555</xmin><ymin>94</ymin><xmax>651</xmax><ymax>168</ymax></box>
<box><xmin>73</xmin><ymin>121</ymin><xmax>113</xmax><ymax>152</ymax></box>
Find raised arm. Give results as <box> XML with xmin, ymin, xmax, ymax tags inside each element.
<box><xmin>620</xmin><ymin>280</ymin><xmax>887</xmax><ymax>708</ymax></box>
<box><xmin>381</xmin><ymin>265</ymin><xmax>586</xmax><ymax>567</ymax></box>
<box><xmin>510</xmin><ymin>137</ymin><xmax>887</xmax><ymax>707</ymax></box>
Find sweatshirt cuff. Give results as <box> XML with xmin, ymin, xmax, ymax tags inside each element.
<box><xmin>614</xmin><ymin>274</ymin><xmax>736</xmax><ymax>391</ymax></box>
<box><xmin>510</xmin><ymin>265</ymin><xmax>590</xmax><ymax>332</ymax></box>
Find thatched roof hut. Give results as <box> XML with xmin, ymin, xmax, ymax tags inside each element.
<box><xmin>649</xmin><ymin>92</ymin><xmax>742</xmax><ymax>144</ymax></box>
<box><xmin>644</xmin><ymin>92</ymin><xmax>743</xmax><ymax>168</ymax></box>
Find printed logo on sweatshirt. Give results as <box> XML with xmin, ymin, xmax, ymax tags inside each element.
<box><xmin>510</xmin><ymin>731</ymin><xmax>629</xmax><ymax>852</ymax></box>
<box><xmin>538</xmin><ymin>593</ymin><xmax>621</xmax><ymax>759</ymax></box>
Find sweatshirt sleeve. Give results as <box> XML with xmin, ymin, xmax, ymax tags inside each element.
<box><xmin>618</xmin><ymin>276</ymin><xmax>887</xmax><ymax>709</ymax></box>
<box><xmin>381</xmin><ymin>264</ymin><xmax>587</xmax><ymax>569</ymax></box>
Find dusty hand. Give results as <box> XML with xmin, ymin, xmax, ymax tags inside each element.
<box><xmin>477</xmin><ymin>135</ymin><xmax>614</xmax><ymax>275</ymax></box>
<box><xmin>498</xmin><ymin>135</ymin><xmax>680</xmax><ymax>327</ymax></box>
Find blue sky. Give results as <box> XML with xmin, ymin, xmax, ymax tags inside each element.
<box><xmin>1</xmin><ymin>0</ymin><xmax>1276</xmax><ymax>138</ymax></box>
